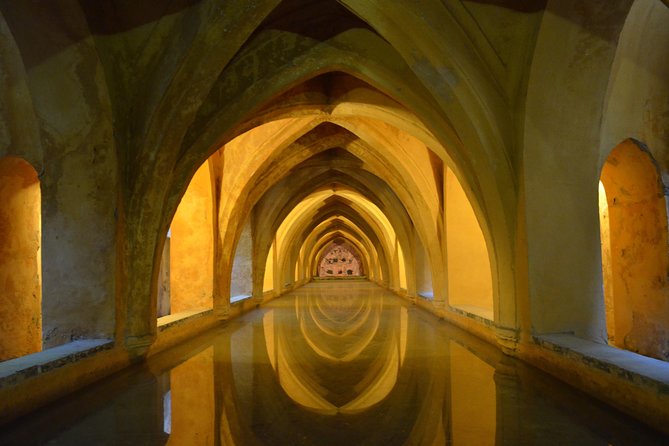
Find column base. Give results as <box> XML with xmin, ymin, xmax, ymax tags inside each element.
<box><xmin>125</xmin><ymin>334</ymin><xmax>155</xmax><ymax>360</ymax></box>
<box><xmin>495</xmin><ymin>325</ymin><xmax>520</xmax><ymax>354</ymax></box>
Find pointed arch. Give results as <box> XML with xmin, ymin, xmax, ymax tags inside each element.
<box><xmin>599</xmin><ymin>139</ymin><xmax>669</xmax><ymax>360</ymax></box>
<box><xmin>0</xmin><ymin>156</ymin><xmax>41</xmax><ymax>361</ymax></box>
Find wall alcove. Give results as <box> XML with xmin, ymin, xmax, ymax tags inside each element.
<box><xmin>0</xmin><ymin>157</ymin><xmax>41</xmax><ymax>361</ymax></box>
<box><xmin>599</xmin><ymin>139</ymin><xmax>669</xmax><ymax>360</ymax></box>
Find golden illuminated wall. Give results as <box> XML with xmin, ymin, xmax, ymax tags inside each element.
<box><xmin>598</xmin><ymin>182</ymin><xmax>615</xmax><ymax>343</ymax></box>
<box><xmin>1</xmin><ymin>0</ymin><xmax>669</xmax><ymax>435</ymax></box>
<box><xmin>169</xmin><ymin>163</ymin><xmax>214</xmax><ymax>313</ymax></box>
<box><xmin>0</xmin><ymin>157</ymin><xmax>42</xmax><ymax>361</ymax></box>
<box><xmin>599</xmin><ymin>140</ymin><xmax>669</xmax><ymax>359</ymax></box>
<box><xmin>396</xmin><ymin>240</ymin><xmax>407</xmax><ymax>291</ymax></box>
<box><xmin>445</xmin><ymin>168</ymin><xmax>493</xmax><ymax>317</ymax></box>
<box><xmin>414</xmin><ymin>233</ymin><xmax>432</xmax><ymax>296</ymax></box>
<box><xmin>263</xmin><ymin>244</ymin><xmax>275</xmax><ymax>293</ymax></box>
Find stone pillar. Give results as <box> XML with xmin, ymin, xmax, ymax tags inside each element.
<box><xmin>156</xmin><ymin>236</ymin><xmax>171</xmax><ymax>318</ymax></box>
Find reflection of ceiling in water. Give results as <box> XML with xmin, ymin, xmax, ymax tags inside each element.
<box><xmin>263</xmin><ymin>291</ymin><xmax>407</xmax><ymax>414</ymax></box>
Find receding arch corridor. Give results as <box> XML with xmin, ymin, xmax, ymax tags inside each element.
<box><xmin>1</xmin><ymin>1</ymin><xmax>669</xmax><ymax>440</ymax></box>
<box><xmin>0</xmin><ymin>281</ymin><xmax>664</xmax><ymax>445</ymax></box>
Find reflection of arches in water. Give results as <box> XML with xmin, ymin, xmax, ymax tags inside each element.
<box><xmin>220</xmin><ymin>285</ymin><xmax>505</xmax><ymax>444</ymax></box>
<box><xmin>299</xmin><ymin>294</ymin><xmax>382</xmax><ymax>362</ymax></box>
<box><xmin>261</xmin><ymin>292</ymin><xmax>408</xmax><ymax>415</ymax></box>
<box><xmin>598</xmin><ymin>139</ymin><xmax>669</xmax><ymax>359</ymax></box>
<box><xmin>318</xmin><ymin>240</ymin><xmax>364</xmax><ymax>277</ymax></box>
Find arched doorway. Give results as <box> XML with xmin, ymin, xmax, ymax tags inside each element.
<box><xmin>0</xmin><ymin>156</ymin><xmax>41</xmax><ymax>361</ymax></box>
<box><xmin>599</xmin><ymin>139</ymin><xmax>669</xmax><ymax>360</ymax></box>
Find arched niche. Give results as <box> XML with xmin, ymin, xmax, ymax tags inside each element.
<box><xmin>0</xmin><ymin>156</ymin><xmax>41</xmax><ymax>361</ymax></box>
<box><xmin>599</xmin><ymin>139</ymin><xmax>669</xmax><ymax>360</ymax></box>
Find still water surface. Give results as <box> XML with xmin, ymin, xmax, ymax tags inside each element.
<box><xmin>1</xmin><ymin>282</ymin><xmax>666</xmax><ymax>445</ymax></box>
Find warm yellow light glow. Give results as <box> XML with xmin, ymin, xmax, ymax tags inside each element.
<box><xmin>274</xmin><ymin>187</ymin><xmax>399</xmax><ymax>285</ymax></box>
<box><xmin>336</xmin><ymin>190</ymin><xmax>396</xmax><ymax>244</ymax></box>
<box><xmin>0</xmin><ymin>157</ymin><xmax>42</xmax><ymax>360</ymax></box>
<box><xmin>169</xmin><ymin>161</ymin><xmax>214</xmax><ymax>313</ymax></box>
<box><xmin>598</xmin><ymin>139</ymin><xmax>669</xmax><ymax>357</ymax></box>
<box><xmin>598</xmin><ymin>181</ymin><xmax>608</xmax><ymax>211</ymax></box>
<box><xmin>277</xmin><ymin>333</ymin><xmax>337</xmax><ymax>415</ymax></box>
<box><xmin>305</xmin><ymin>220</ymin><xmax>374</xmax><ymax>277</ymax></box>
<box><xmin>168</xmin><ymin>347</ymin><xmax>215</xmax><ymax>445</ymax></box>
<box><xmin>598</xmin><ymin>180</ymin><xmax>614</xmax><ymax>343</ymax></box>
<box><xmin>276</xmin><ymin>190</ymin><xmax>332</xmax><ymax>255</ymax></box>
<box><xmin>219</xmin><ymin>117</ymin><xmax>313</xmax><ymax>215</ymax></box>
<box><xmin>400</xmin><ymin>307</ymin><xmax>408</xmax><ymax>365</ymax></box>
<box><xmin>331</xmin><ymin>117</ymin><xmax>442</xmax><ymax>224</ymax></box>
<box><xmin>263</xmin><ymin>244</ymin><xmax>275</xmax><ymax>292</ymax></box>
<box><xmin>446</xmin><ymin>168</ymin><xmax>493</xmax><ymax>318</ymax></box>
<box><xmin>450</xmin><ymin>341</ymin><xmax>496</xmax><ymax>445</ymax></box>
<box><xmin>274</xmin><ymin>291</ymin><xmax>401</xmax><ymax>415</ymax></box>
<box><xmin>397</xmin><ymin>240</ymin><xmax>407</xmax><ymax>290</ymax></box>
<box><xmin>263</xmin><ymin>310</ymin><xmax>276</xmax><ymax>371</ymax></box>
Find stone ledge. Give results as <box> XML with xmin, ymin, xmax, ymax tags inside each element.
<box><xmin>0</xmin><ymin>340</ymin><xmax>113</xmax><ymax>387</ymax></box>
<box><xmin>230</xmin><ymin>294</ymin><xmax>252</xmax><ymax>304</ymax></box>
<box><xmin>312</xmin><ymin>276</ymin><xmax>368</xmax><ymax>281</ymax></box>
<box><xmin>534</xmin><ymin>333</ymin><xmax>669</xmax><ymax>392</ymax></box>
<box><xmin>157</xmin><ymin>308</ymin><xmax>213</xmax><ymax>332</ymax></box>
<box><xmin>417</xmin><ymin>291</ymin><xmax>434</xmax><ymax>299</ymax></box>
<box><xmin>449</xmin><ymin>305</ymin><xmax>495</xmax><ymax>326</ymax></box>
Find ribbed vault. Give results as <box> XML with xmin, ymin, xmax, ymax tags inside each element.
<box><xmin>151</xmin><ymin>14</ymin><xmax>504</xmax><ymax>338</ymax></box>
<box><xmin>114</xmin><ymin>6</ymin><xmax>518</xmax><ymax>344</ymax></box>
<box><xmin>3</xmin><ymin>0</ymin><xmax>669</xmax><ymax>433</ymax></box>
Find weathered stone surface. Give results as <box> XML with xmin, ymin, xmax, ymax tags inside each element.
<box><xmin>0</xmin><ymin>0</ymin><xmax>668</xmax><ymax>435</ymax></box>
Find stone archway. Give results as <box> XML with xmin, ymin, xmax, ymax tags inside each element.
<box><xmin>599</xmin><ymin>139</ymin><xmax>669</xmax><ymax>360</ymax></box>
<box><xmin>0</xmin><ymin>156</ymin><xmax>41</xmax><ymax>361</ymax></box>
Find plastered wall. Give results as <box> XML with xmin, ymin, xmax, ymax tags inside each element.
<box><xmin>523</xmin><ymin>0</ymin><xmax>633</xmax><ymax>340</ymax></box>
<box><xmin>170</xmin><ymin>163</ymin><xmax>213</xmax><ymax>313</ymax></box>
<box><xmin>446</xmin><ymin>168</ymin><xmax>493</xmax><ymax>314</ymax></box>
<box><xmin>0</xmin><ymin>0</ymin><xmax>668</xmax><ymax>434</ymax></box>
<box><xmin>230</xmin><ymin>219</ymin><xmax>253</xmax><ymax>297</ymax></box>
<box><xmin>600</xmin><ymin>140</ymin><xmax>669</xmax><ymax>359</ymax></box>
<box><xmin>0</xmin><ymin>157</ymin><xmax>41</xmax><ymax>360</ymax></box>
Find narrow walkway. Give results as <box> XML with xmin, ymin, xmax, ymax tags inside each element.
<box><xmin>0</xmin><ymin>282</ymin><xmax>665</xmax><ymax>445</ymax></box>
